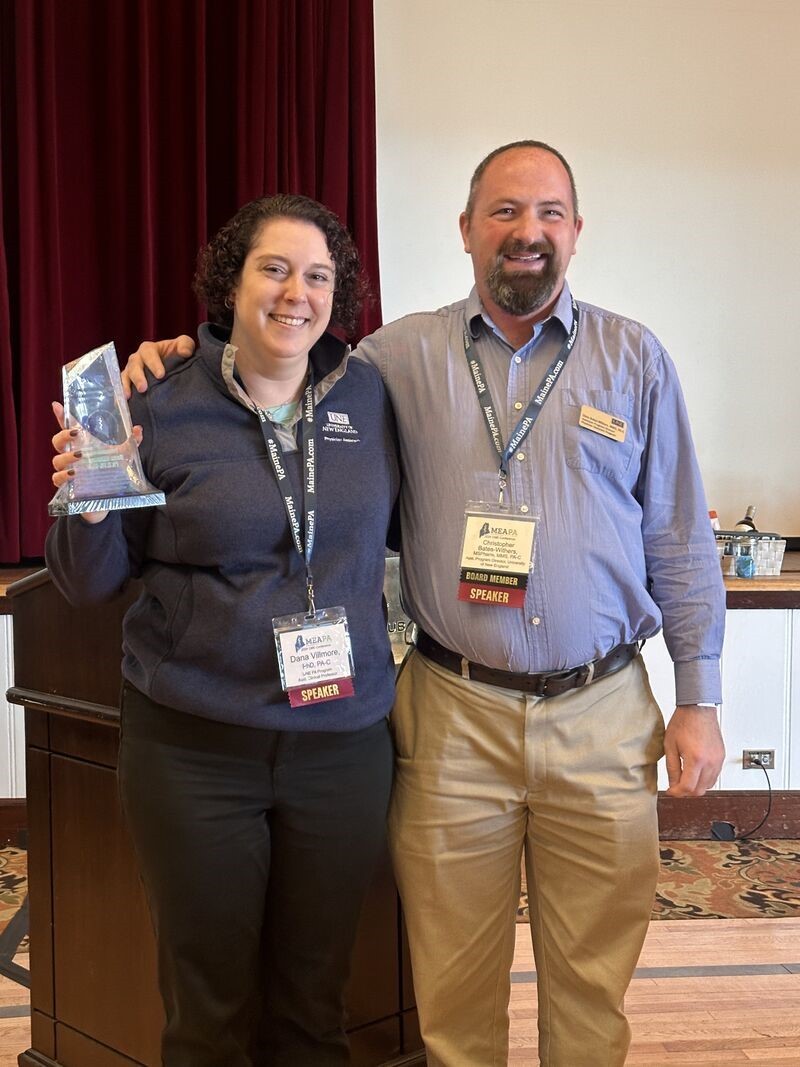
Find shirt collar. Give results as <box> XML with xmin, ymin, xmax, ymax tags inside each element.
<box><xmin>465</xmin><ymin>281</ymin><xmax>575</xmax><ymax>346</ymax></box>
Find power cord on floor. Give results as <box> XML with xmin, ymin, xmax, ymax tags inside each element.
<box><xmin>711</xmin><ymin>756</ymin><xmax>772</xmax><ymax>841</ymax></box>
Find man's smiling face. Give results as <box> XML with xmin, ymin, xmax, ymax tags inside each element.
<box><xmin>460</xmin><ymin>147</ymin><xmax>583</xmax><ymax>326</ymax></box>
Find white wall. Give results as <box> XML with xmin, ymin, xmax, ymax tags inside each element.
<box><xmin>0</xmin><ymin>616</ymin><xmax>25</xmax><ymax>797</ymax></box>
<box><xmin>644</xmin><ymin>612</ymin><xmax>799</xmax><ymax>791</ymax></box>
<box><xmin>374</xmin><ymin>0</ymin><xmax>800</xmax><ymax>535</ymax></box>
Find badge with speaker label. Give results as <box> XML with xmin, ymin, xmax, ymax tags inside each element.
<box><xmin>273</xmin><ymin>607</ymin><xmax>354</xmax><ymax>707</ymax></box>
<box><xmin>458</xmin><ymin>504</ymin><xmax>536</xmax><ymax>607</ymax></box>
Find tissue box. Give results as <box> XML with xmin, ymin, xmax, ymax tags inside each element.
<box><xmin>716</xmin><ymin>533</ymin><xmax>786</xmax><ymax>578</ymax></box>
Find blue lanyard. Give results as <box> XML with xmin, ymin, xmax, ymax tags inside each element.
<box><xmin>257</xmin><ymin>375</ymin><xmax>318</xmax><ymax>615</ymax></box>
<box><xmin>463</xmin><ymin>300</ymin><xmax>580</xmax><ymax>500</ymax></box>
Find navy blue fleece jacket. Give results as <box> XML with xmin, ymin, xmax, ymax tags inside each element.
<box><xmin>46</xmin><ymin>326</ymin><xmax>401</xmax><ymax>731</ymax></box>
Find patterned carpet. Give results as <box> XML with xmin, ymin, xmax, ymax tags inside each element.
<box><xmin>0</xmin><ymin>847</ymin><xmax>28</xmax><ymax>952</ymax></box>
<box><xmin>1</xmin><ymin>842</ymin><xmax>798</xmax><ymax>937</ymax></box>
<box><xmin>652</xmin><ymin>839</ymin><xmax>800</xmax><ymax>919</ymax></box>
<box><xmin>518</xmin><ymin>839</ymin><xmax>800</xmax><ymax>922</ymax></box>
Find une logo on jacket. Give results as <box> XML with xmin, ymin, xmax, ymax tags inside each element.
<box><xmin>322</xmin><ymin>409</ymin><xmax>360</xmax><ymax>442</ymax></box>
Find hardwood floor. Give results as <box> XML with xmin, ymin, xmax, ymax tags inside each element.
<box><xmin>511</xmin><ymin>917</ymin><xmax>800</xmax><ymax>1065</ymax></box>
<box><xmin>0</xmin><ymin>918</ymin><xmax>798</xmax><ymax>1065</ymax></box>
<box><xmin>0</xmin><ymin>956</ymin><xmax>29</xmax><ymax>1067</ymax></box>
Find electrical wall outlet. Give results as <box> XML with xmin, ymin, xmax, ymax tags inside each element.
<box><xmin>742</xmin><ymin>749</ymin><xmax>775</xmax><ymax>770</ymax></box>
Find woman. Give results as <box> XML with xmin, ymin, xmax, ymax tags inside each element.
<box><xmin>46</xmin><ymin>195</ymin><xmax>400</xmax><ymax>1066</ymax></box>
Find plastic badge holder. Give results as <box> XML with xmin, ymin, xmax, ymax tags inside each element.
<box><xmin>273</xmin><ymin>607</ymin><xmax>355</xmax><ymax>707</ymax></box>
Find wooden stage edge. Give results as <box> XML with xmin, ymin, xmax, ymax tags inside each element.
<box><xmin>0</xmin><ymin>799</ymin><xmax>26</xmax><ymax>847</ymax></box>
<box><xmin>657</xmin><ymin>790</ymin><xmax>800</xmax><ymax>839</ymax></box>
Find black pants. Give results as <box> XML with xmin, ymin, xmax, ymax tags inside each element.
<box><xmin>118</xmin><ymin>683</ymin><xmax>394</xmax><ymax>1067</ymax></box>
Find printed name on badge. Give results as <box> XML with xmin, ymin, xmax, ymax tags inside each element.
<box><xmin>273</xmin><ymin>608</ymin><xmax>355</xmax><ymax>707</ymax></box>
<box><xmin>458</xmin><ymin>509</ymin><xmax>536</xmax><ymax>608</ymax></box>
<box><xmin>578</xmin><ymin>404</ymin><xmax>627</xmax><ymax>442</ymax></box>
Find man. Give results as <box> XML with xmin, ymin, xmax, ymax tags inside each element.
<box><xmin>126</xmin><ymin>141</ymin><xmax>725</xmax><ymax>1067</ymax></box>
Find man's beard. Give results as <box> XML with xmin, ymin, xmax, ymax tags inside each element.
<box><xmin>485</xmin><ymin>239</ymin><xmax>560</xmax><ymax>316</ymax></box>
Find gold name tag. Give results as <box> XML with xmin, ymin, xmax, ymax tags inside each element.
<box><xmin>578</xmin><ymin>404</ymin><xmax>627</xmax><ymax>442</ymax></box>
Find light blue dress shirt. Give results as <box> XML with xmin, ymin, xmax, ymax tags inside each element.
<box><xmin>355</xmin><ymin>283</ymin><xmax>725</xmax><ymax>704</ymax></box>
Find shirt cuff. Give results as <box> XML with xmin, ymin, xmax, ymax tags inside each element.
<box><xmin>674</xmin><ymin>658</ymin><xmax>722</xmax><ymax>706</ymax></box>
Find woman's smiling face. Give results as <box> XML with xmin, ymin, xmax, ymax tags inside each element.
<box><xmin>229</xmin><ymin>217</ymin><xmax>335</xmax><ymax>368</ymax></box>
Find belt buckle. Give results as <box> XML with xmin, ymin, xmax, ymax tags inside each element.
<box><xmin>537</xmin><ymin>667</ymin><xmax>573</xmax><ymax>698</ymax></box>
<box><xmin>532</xmin><ymin>674</ymin><xmax>549</xmax><ymax>698</ymax></box>
<box><xmin>541</xmin><ymin>662</ymin><xmax>591</xmax><ymax>699</ymax></box>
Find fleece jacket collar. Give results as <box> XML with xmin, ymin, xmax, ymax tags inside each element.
<box><xmin>198</xmin><ymin>322</ymin><xmax>352</xmax><ymax>449</ymax></box>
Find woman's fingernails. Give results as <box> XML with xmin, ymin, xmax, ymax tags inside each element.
<box><xmin>69</xmin><ymin>429</ymin><xmax>79</xmax><ymax>438</ymax></box>
<box><xmin>66</xmin><ymin>469</ymin><xmax>75</xmax><ymax>477</ymax></box>
<box><xmin>72</xmin><ymin>451</ymin><xmax>83</xmax><ymax>459</ymax></box>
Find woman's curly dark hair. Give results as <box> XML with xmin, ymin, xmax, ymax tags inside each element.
<box><xmin>193</xmin><ymin>194</ymin><xmax>367</xmax><ymax>336</ymax></box>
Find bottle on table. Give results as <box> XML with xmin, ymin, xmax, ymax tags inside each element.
<box><xmin>734</xmin><ymin>505</ymin><xmax>758</xmax><ymax>533</ymax></box>
<box><xmin>733</xmin><ymin>505</ymin><xmax>757</xmax><ymax>578</ymax></box>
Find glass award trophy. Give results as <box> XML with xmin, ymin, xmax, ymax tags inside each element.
<box><xmin>48</xmin><ymin>341</ymin><xmax>165</xmax><ymax>516</ymax></box>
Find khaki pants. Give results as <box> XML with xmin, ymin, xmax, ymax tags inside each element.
<box><xmin>389</xmin><ymin>651</ymin><xmax>664</xmax><ymax>1067</ymax></box>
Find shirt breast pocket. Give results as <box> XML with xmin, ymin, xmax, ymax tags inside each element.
<box><xmin>561</xmin><ymin>388</ymin><xmax>635</xmax><ymax>478</ymax></box>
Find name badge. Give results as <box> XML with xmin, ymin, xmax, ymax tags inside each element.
<box><xmin>273</xmin><ymin>607</ymin><xmax>355</xmax><ymax>707</ymax></box>
<box><xmin>458</xmin><ymin>504</ymin><xmax>536</xmax><ymax>608</ymax></box>
<box><xmin>578</xmin><ymin>404</ymin><xmax>627</xmax><ymax>442</ymax></box>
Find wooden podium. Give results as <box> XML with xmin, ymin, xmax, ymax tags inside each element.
<box><xmin>7</xmin><ymin>570</ymin><xmax>424</xmax><ymax>1067</ymax></box>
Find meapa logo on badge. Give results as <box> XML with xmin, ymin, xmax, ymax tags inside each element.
<box><xmin>294</xmin><ymin>632</ymin><xmax>334</xmax><ymax>654</ymax></box>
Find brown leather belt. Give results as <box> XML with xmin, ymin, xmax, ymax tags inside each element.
<box><xmin>415</xmin><ymin>631</ymin><xmax>639</xmax><ymax>699</ymax></box>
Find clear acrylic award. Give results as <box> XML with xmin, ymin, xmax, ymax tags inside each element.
<box><xmin>48</xmin><ymin>341</ymin><xmax>165</xmax><ymax>516</ymax></box>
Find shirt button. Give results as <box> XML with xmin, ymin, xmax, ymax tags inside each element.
<box><xmin>531</xmin><ymin>616</ymin><xmax>541</xmax><ymax>625</ymax></box>
<box><xmin>514</xmin><ymin>401</ymin><xmax>523</xmax><ymax>410</ymax></box>
<box><xmin>516</xmin><ymin>452</ymin><xmax>525</xmax><ymax>461</ymax></box>
<box><xmin>514</xmin><ymin>355</ymin><xmax>522</xmax><ymax>364</ymax></box>
<box><xmin>519</xmin><ymin>504</ymin><xmax>529</xmax><ymax>514</ymax></box>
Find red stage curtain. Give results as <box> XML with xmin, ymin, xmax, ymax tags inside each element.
<box><xmin>0</xmin><ymin>0</ymin><xmax>381</xmax><ymax>562</ymax></box>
